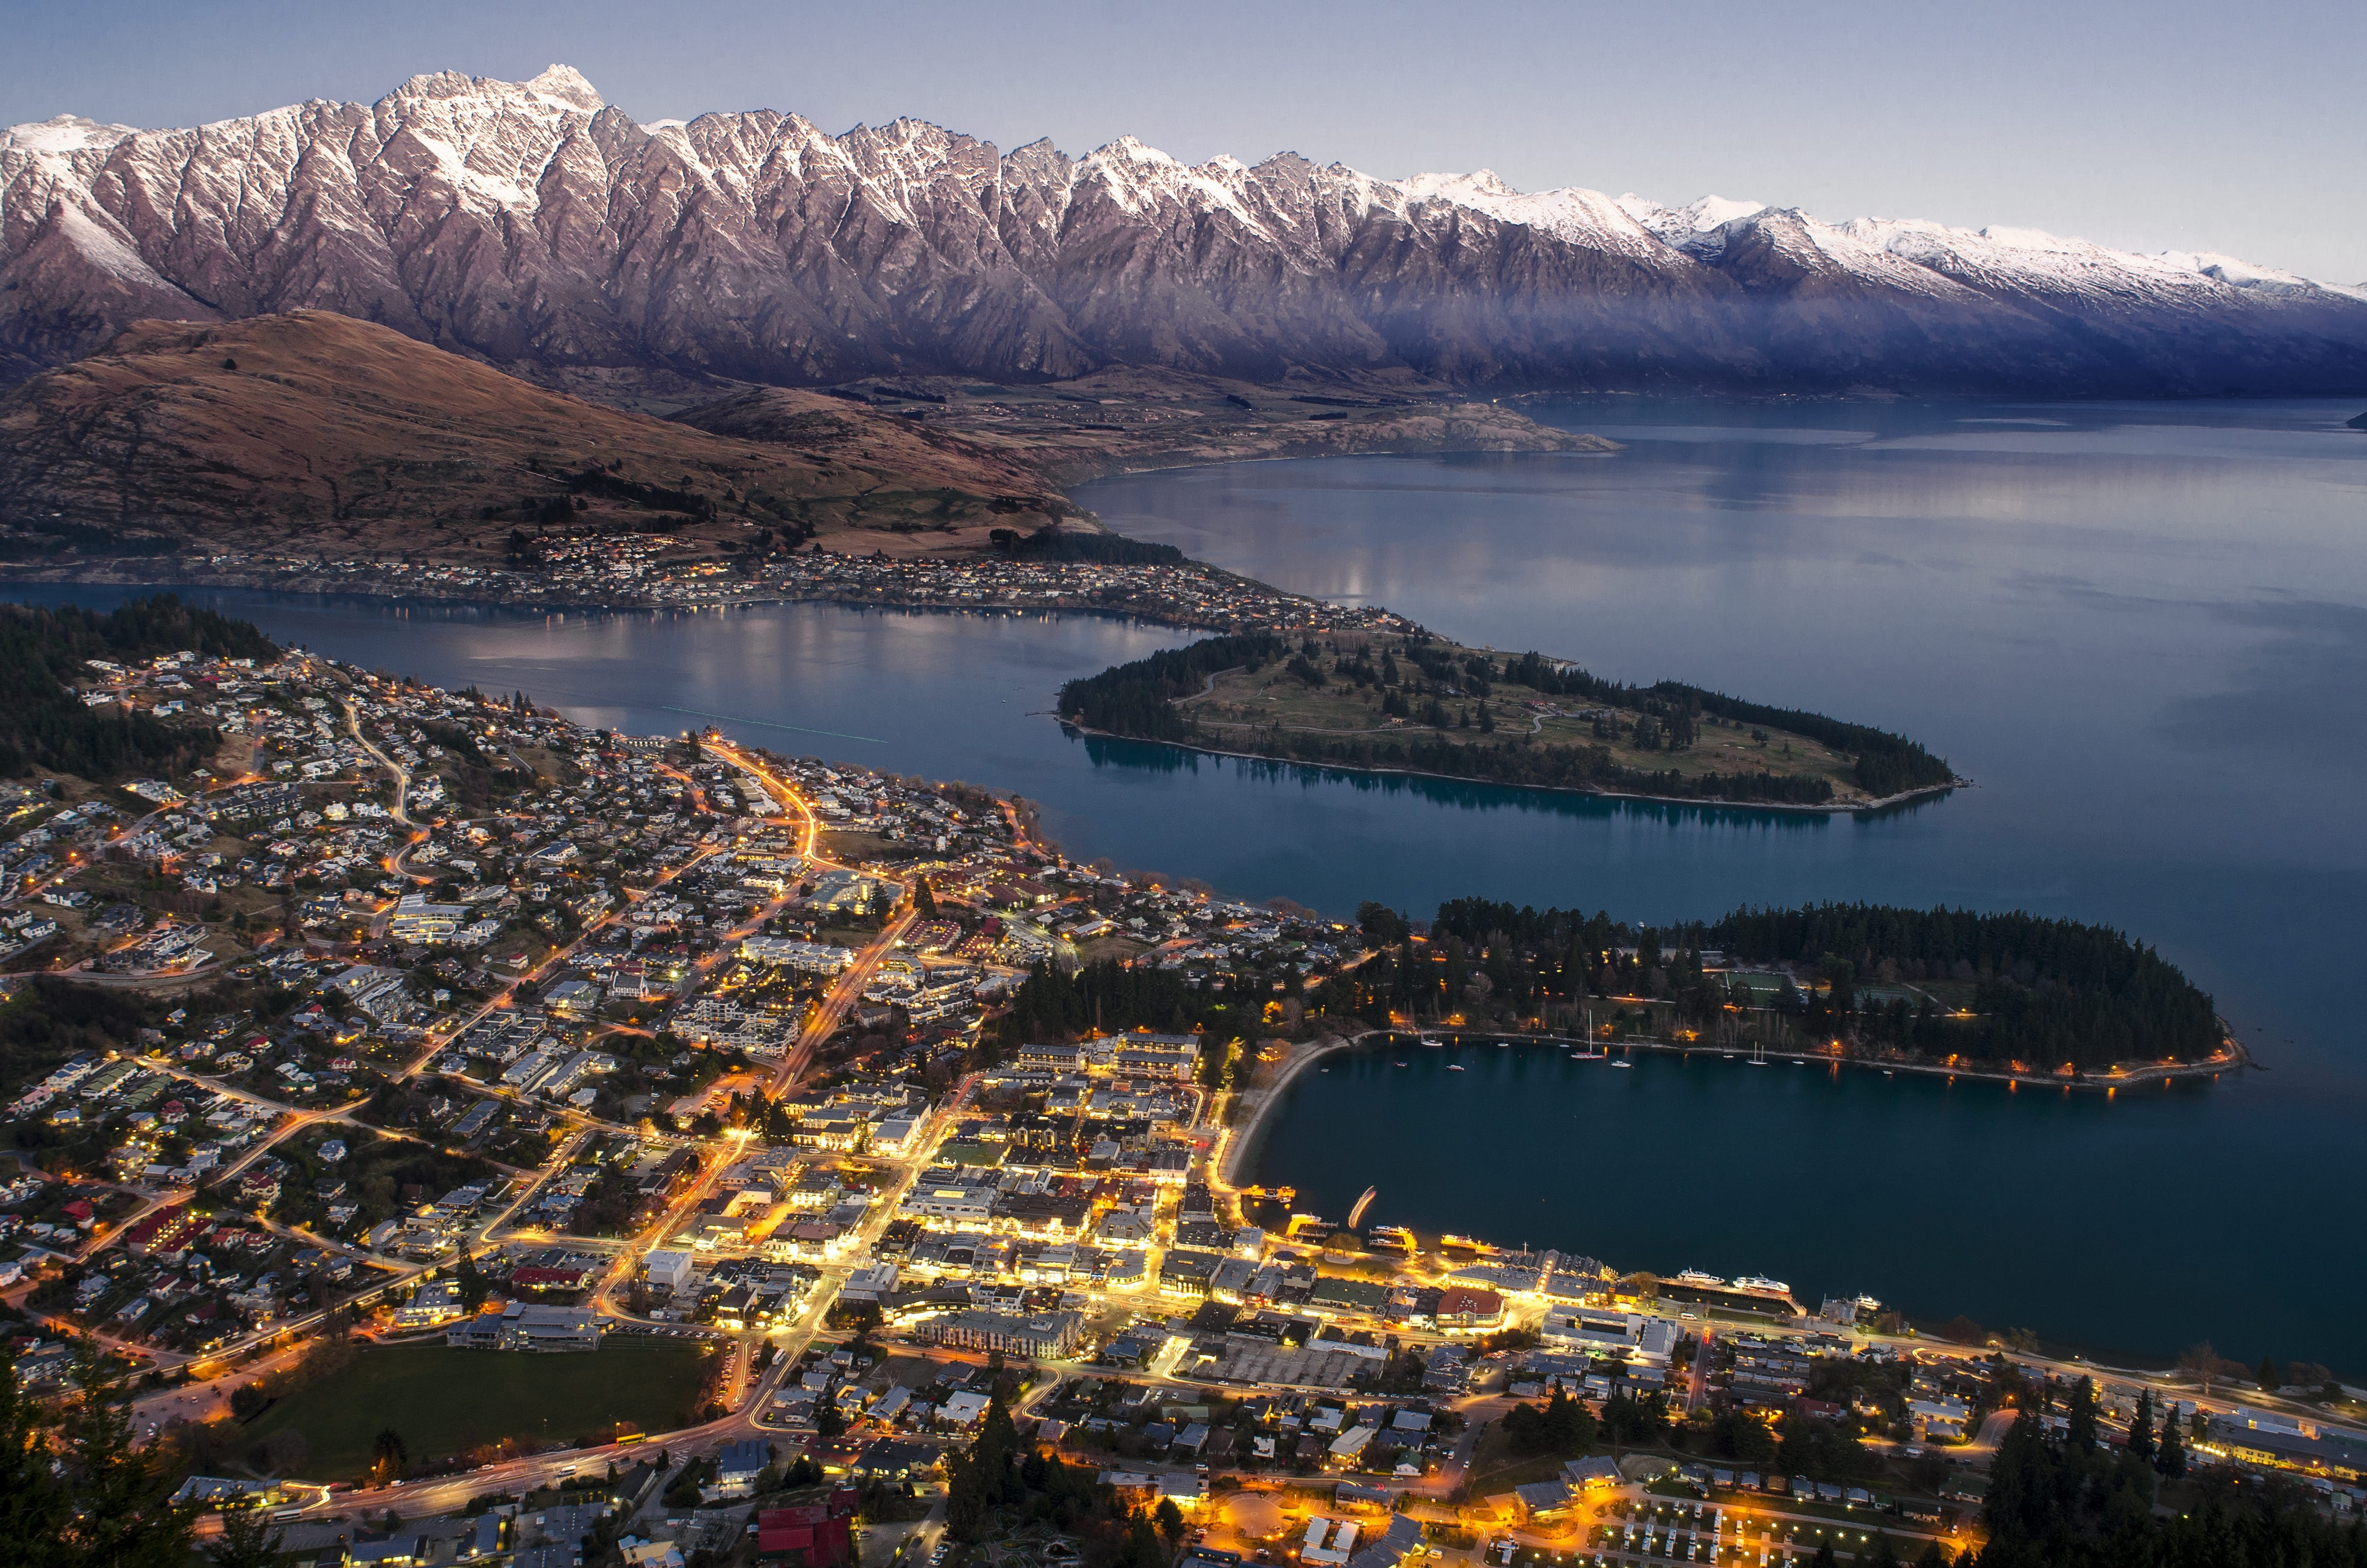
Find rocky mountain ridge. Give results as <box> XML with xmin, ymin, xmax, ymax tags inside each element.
<box><xmin>4</xmin><ymin>65</ymin><xmax>2364</xmax><ymax>396</ymax></box>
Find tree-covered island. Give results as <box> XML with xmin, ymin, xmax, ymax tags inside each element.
<box><xmin>1059</xmin><ymin>630</ymin><xmax>1959</xmax><ymax>808</ymax></box>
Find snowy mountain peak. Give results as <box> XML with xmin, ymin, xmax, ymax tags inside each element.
<box><xmin>0</xmin><ymin>65</ymin><xmax>2362</xmax><ymax>397</ymax></box>
<box><xmin>1</xmin><ymin>115</ymin><xmax>138</xmax><ymax>161</ymax></box>
<box><xmin>524</xmin><ymin>64</ymin><xmax>604</xmax><ymax>111</ymax></box>
<box><xmin>1616</xmin><ymin>194</ymin><xmax>1767</xmax><ymax>256</ymax></box>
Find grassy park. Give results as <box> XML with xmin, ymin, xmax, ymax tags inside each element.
<box><xmin>238</xmin><ymin>1339</ymin><xmax>711</xmax><ymax>1479</ymax></box>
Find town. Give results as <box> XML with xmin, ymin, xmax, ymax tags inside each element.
<box><xmin>137</xmin><ymin>540</ymin><xmax>1422</xmax><ymax>638</ymax></box>
<box><xmin>2</xmin><ymin>631</ymin><xmax>2361</xmax><ymax>1568</ymax></box>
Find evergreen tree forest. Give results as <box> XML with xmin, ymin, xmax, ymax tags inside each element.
<box><xmin>0</xmin><ymin>595</ymin><xmax>275</xmax><ymax>779</ymax></box>
<box><xmin>982</xmin><ymin>958</ymin><xmax>1264</xmax><ymax>1064</ymax></box>
<box><xmin>944</xmin><ymin>1392</ymin><xmax>1179</xmax><ymax>1568</ymax></box>
<box><xmin>1057</xmin><ymin>634</ymin><xmax>1954</xmax><ymax>804</ymax></box>
<box><xmin>1966</xmin><ymin>1404</ymin><xmax>2365</xmax><ymax>1568</ymax></box>
<box><xmin>1308</xmin><ymin>900</ymin><xmax>2221</xmax><ymax>1070</ymax></box>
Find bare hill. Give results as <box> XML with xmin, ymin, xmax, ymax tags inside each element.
<box><xmin>0</xmin><ymin>312</ymin><xmax>1071</xmax><ymax>566</ymax></box>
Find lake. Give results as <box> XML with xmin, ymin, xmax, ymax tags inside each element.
<box><xmin>14</xmin><ymin>395</ymin><xmax>2364</xmax><ymax>1372</ymax></box>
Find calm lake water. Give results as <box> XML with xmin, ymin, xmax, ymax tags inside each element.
<box><xmin>16</xmin><ymin>396</ymin><xmax>2366</xmax><ymax>1373</ymax></box>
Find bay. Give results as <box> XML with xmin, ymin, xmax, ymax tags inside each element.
<box><xmin>14</xmin><ymin>395</ymin><xmax>2365</xmax><ymax>1371</ymax></box>
<box><xmin>1078</xmin><ymin>396</ymin><xmax>2367</xmax><ymax>1374</ymax></box>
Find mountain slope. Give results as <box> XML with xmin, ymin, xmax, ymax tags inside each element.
<box><xmin>4</xmin><ymin>65</ymin><xmax>2363</xmax><ymax>397</ymax></box>
<box><xmin>0</xmin><ymin>311</ymin><xmax>1071</xmax><ymax>561</ymax></box>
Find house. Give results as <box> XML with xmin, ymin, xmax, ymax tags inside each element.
<box><xmin>1326</xmin><ymin>1426</ymin><xmax>1378</xmax><ymax>1467</ymax></box>
<box><xmin>714</xmin><ymin>1438</ymin><xmax>774</xmax><ymax>1498</ymax></box>
<box><xmin>938</xmin><ymin>1390</ymin><xmax>992</xmax><ymax>1430</ymax></box>
<box><xmin>1562</xmin><ymin>1456</ymin><xmax>1624</xmax><ymax>1490</ymax></box>
<box><xmin>1299</xmin><ymin>1519</ymin><xmax>1359</xmax><ymax>1567</ymax></box>
<box><xmin>1511</xmin><ymin>1480</ymin><xmax>1578</xmax><ymax>1521</ymax></box>
<box><xmin>1344</xmin><ymin>1514</ymin><xmax>1424</xmax><ymax>1568</ymax></box>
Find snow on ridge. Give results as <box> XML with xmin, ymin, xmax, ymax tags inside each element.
<box><xmin>7</xmin><ymin>65</ymin><xmax>2349</xmax><ymax>304</ymax></box>
<box><xmin>1401</xmin><ymin>170</ymin><xmax>1662</xmax><ymax>253</ymax></box>
<box><xmin>1616</xmin><ymin>192</ymin><xmax>1764</xmax><ymax>238</ymax></box>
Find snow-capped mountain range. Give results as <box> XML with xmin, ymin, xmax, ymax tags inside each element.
<box><xmin>3</xmin><ymin>64</ymin><xmax>2362</xmax><ymax>395</ymax></box>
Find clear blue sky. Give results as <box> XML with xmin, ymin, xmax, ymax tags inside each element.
<box><xmin>5</xmin><ymin>0</ymin><xmax>2359</xmax><ymax>282</ymax></box>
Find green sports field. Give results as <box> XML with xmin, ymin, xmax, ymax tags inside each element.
<box><xmin>238</xmin><ymin>1339</ymin><xmax>712</xmax><ymax>1480</ymax></box>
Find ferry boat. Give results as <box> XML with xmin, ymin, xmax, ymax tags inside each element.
<box><xmin>1735</xmin><ymin>1275</ymin><xmax>1793</xmax><ymax>1297</ymax></box>
<box><xmin>1675</xmin><ymin>1269</ymin><xmax>1727</xmax><ymax>1288</ymax></box>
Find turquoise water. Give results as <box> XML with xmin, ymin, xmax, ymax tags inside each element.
<box><xmin>16</xmin><ymin>396</ymin><xmax>2366</xmax><ymax>1371</ymax></box>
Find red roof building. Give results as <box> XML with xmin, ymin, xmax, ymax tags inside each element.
<box><xmin>1435</xmin><ymin>1287</ymin><xmax>1505</xmax><ymax>1328</ymax></box>
<box><xmin>757</xmin><ymin>1489</ymin><xmax>859</xmax><ymax>1566</ymax></box>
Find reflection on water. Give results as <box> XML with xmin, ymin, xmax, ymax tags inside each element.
<box><xmin>1077</xmin><ymin>396</ymin><xmax>2367</xmax><ymax>1373</ymax></box>
<box><xmin>1079</xmin><ymin>732</ymin><xmax>1862</xmax><ymax>832</ymax></box>
<box><xmin>14</xmin><ymin>398</ymin><xmax>2365</xmax><ymax>1369</ymax></box>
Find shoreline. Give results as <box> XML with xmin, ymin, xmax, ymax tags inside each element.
<box><xmin>0</xmin><ymin>566</ymin><xmax>1253</xmax><ymax>633</ymax></box>
<box><xmin>1214</xmin><ymin>1030</ymin><xmax>1376</xmax><ymax>1190</ymax></box>
<box><xmin>1064</xmin><ymin>722</ymin><xmax>1967</xmax><ymax>817</ymax></box>
<box><xmin>1217</xmin><ymin>1028</ymin><xmax>2253</xmax><ymax>1194</ymax></box>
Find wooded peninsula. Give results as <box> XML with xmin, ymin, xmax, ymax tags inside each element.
<box><xmin>1059</xmin><ymin>631</ymin><xmax>1960</xmax><ymax>808</ymax></box>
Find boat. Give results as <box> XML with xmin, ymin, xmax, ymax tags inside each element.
<box><xmin>1735</xmin><ymin>1275</ymin><xmax>1793</xmax><ymax>1297</ymax></box>
<box><xmin>1445</xmin><ymin>1063</ymin><xmax>1467</xmax><ymax>1072</ymax></box>
<box><xmin>1675</xmin><ymin>1269</ymin><xmax>1727</xmax><ymax>1289</ymax></box>
<box><xmin>1394</xmin><ymin>1061</ymin><xmax>1408</xmax><ymax>1067</ymax></box>
<box><xmin>1610</xmin><ymin>1060</ymin><xmax>1634</xmax><ymax>1069</ymax></box>
<box><xmin>1418</xmin><ymin>1036</ymin><xmax>1444</xmax><ymax>1048</ymax></box>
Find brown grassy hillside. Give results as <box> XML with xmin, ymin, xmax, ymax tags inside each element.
<box><xmin>0</xmin><ymin>312</ymin><xmax>1071</xmax><ymax>565</ymax></box>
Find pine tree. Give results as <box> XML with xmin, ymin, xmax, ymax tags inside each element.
<box><xmin>2126</xmin><ymin>1388</ymin><xmax>2155</xmax><ymax>1461</ymax></box>
<box><xmin>2155</xmin><ymin>1402</ymin><xmax>2186</xmax><ymax>1477</ymax></box>
<box><xmin>208</xmin><ymin>1498</ymin><xmax>286</xmax><ymax>1568</ymax></box>
<box><xmin>2067</xmin><ymin>1375</ymin><xmax>2098</xmax><ymax>1450</ymax></box>
<box><xmin>2258</xmin><ymin>1355</ymin><xmax>2281</xmax><ymax>1392</ymax></box>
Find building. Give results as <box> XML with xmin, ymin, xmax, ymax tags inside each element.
<box><xmin>1433</xmin><ymin>1287</ymin><xmax>1504</xmax><ymax>1330</ymax></box>
<box><xmin>643</xmin><ymin>1248</ymin><xmax>696</xmax><ymax>1296</ymax></box>
<box><xmin>2201</xmin><ymin>1412</ymin><xmax>2367</xmax><ymax>1481</ymax></box>
<box><xmin>715</xmin><ymin>1439</ymin><xmax>774</xmax><ymax>1498</ymax></box>
<box><xmin>1300</xmin><ymin>1519</ymin><xmax>1359</xmax><ymax>1567</ymax></box>
<box><xmin>445</xmin><ymin>1302</ymin><xmax>603</xmax><ymax>1351</ymax></box>
<box><xmin>388</xmin><ymin>894</ymin><xmax>472</xmax><ymax>945</ymax></box>
<box><xmin>740</xmin><ymin>937</ymin><xmax>857</xmax><ymax>974</ymax></box>
<box><xmin>756</xmin><ymin>1488</ymin><xmax>858</xmax><ymax>1565</ymax></box>
<box><xmin>393</xmin><ymin>1279</ymin><xmax>468</xmax><ymax>1328</ymax></box>
<box><xmin>916</xmin><ymin>1307</ymin><xmax>1084</xmax><ymax>1360</ymax></box>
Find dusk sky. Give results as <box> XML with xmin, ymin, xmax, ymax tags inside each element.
<box><xmin>5</xmin><ymin>0</ymin><xmax>2360</xmax><ymax>282</ymax></box>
